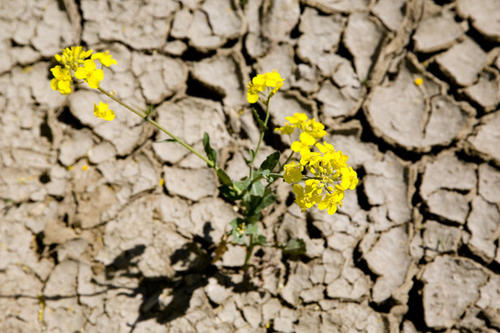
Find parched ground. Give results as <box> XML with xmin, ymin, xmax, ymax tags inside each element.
<box><xmin>1</xmin><ymin>0</ymin><xmax>499</xmax><ymax>332</ymax></box>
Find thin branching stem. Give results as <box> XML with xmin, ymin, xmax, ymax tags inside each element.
<box><xmin>97</xmin><ymin>87</ymin><xmax>216</xmax><ymax>169</ymax></box>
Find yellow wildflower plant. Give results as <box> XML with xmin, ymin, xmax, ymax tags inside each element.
<box><xmin>278</xmin><ymin>114</ymin><xmax>358</xmax><ymax>215</ymax></box>
<box><xmin>93</xmin><ymin>101</ymin><xmax>115</xmax><ymax>121</ymax></box>
<box><xmin>246</xmin><ymin>71</ymin><xmax>285</xmax><ymax>103</ymax></box>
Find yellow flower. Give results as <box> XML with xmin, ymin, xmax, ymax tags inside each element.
<box><xmin>316</xmin><ymin>141</ymin><xmax>335</xmax><ymax>154</ymax></box>
<box><xmin>283</xmin><ymin>161</ymin><xmax>303</xmax><ymax>183</ymax></box>
<box><xmin>317</xmin><ymin>190</ymin><xmax>344</xmax><ymax>215</ymax></box>
<box><xmin>91</xmin><ymin>51</ymin><xmax>117</xmax><ymax>67</ymax></box>
<box><xmin>292</xmin><ymin>179</ymin><xmax>323</xmax><ymax>211</ymax></box>
<box><xmin>246</xmin><ymin>71</ymin><xmax>285</xmax><ymax>103</ymax></box>
<box><xmin>291</xmin><ymin>140</ymin><xmax>310</xmax><ymax>155</ymax></box>
<box><xmin>50</xmin><ymin>65</ymin><xmax>72</xmax><ymax>94</ymax></box>
<box><xmin>276</xmin><ymin>113</ymin><xmax>326</xmax><ymax>147</ymax></box>
<box><xmin>286</xmin><ymin>113</ymin><xmax>308</xmax><ymax>127</ymax></box>
<box><xmin>51</xmin><ymin>46</ymin><xmax>116</xmax><ymax>93</ymax></box>
<box><xmin>303</xmin><ymin>119</ymin><xmax>327</xmax><ymax>142</ymax></box>
<box><xmin>74</xmin><ymin>60</ymin><xmax>104</xmax><ymax>89</ymax></box>
<box><xmin>336</xmin><ymin>167</ymin><xmax>358</xmax><ymax>191</ymax></box>
<box><xmin>299</xmin><ymin>131</ymin><xmax>316</xmax><ymax>146</ymax></box>
<box><xmin>54</xmin><ymin>46</ymin><xmax>93</xmax><ymax>70</ymax></box>
<box><xmin>93</xmin><ymin>102</ymin><xmax>115</xmax><ymax>121</ymax></box>
<box><xmin>279</xmin><ymin>117</ymin><xmax>358</xmax><ymax>215</ymax></box>
<box><xmin>414</xmin><ymin>77</ymin><xmax>423</xmax><ymax>86</ymax></box>
<box><xmin>265</xmin><ymin>71</ymin><xmax>284</xmax><ymax>96</ymax></box>
<box><xmin>247</xmin><ymin>82</ymin><xmax>260</xmax><ymax>103</ymax></box>
<box><xmin>297</xmin><ymin>149</ymin><xmax>319</xmax><ymax>166</ymax></box>
<box><xmin>274</xmin><ymin>124</ymin><xmax>295</xmax><ymax>135</ymax></box>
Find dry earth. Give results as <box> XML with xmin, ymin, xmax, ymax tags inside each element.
<box><xmin>1</xmin><ymin>0</ymin><xmax>500</xmax><ymax>332</ymax></box>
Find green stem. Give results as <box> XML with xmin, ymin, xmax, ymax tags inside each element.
<box><xmin>243</xmin><ymin>234</ymin><xmax>255</xmax><ymax>269</ymax></box>
<box><xmin>279</xmin><ymin>150</ymin><xmax>295</xmax><ymax>171</ymax></box>
<box><xmin>98</xmin><ymin>87</ymin><xmax>216</xmax><ymax>169</ymax></box>
<box><xmin>249</xmin><ymin>97</ymin><xmax>271</xmax><ymax>178</ymax></box>
<box><xmin>268</xmin><ymin>173</ymin><xmax>284</xmax><ymax>178</ymax></box>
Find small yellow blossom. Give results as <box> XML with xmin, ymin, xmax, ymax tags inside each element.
<box><xmin>54</xmin><ymin>46</ymin><xmax>93</xmax><ymax>70</ymax></box>
<box><xmin>237</xmin><ymin>223</ymin><xmax>245</xmax><ymax>235</ymax></box>
<box><xmin>414</xmin><ymin>77</ymin><xmax>423</xmax><ymax>86</ymax></box>
<box><xmin>336</xmin><ymin>167</ymin><xmax>358</xmax><ymax>191</ymax></box>
<box><xmin>93</xmin><ymin>102</ymin><xmax>115</xmax><ymax>121</ymax></box>
<box><xmin>74</xmin><ymin>59</ymin><xmax>104</xmax><ymax>89</ymax></box>
<box><xmin>283</xmin><ymin>161</ymin><xmax>303</xmax><ymax>183</ymax></box>
<box><xmin>317</xmin><ymin>190</ymin><xmax>344</xmax><ymax>215</ymax></box>
<box><xmin>246</xmin><ymin>71</ymin><xmax>285</xmax><ymax>103</ymax></box>
<box><xmin>50</xmin><ymin>65</ymin><xmax>73</xmax><ymax>94</ymax></box>
<box><xmin>291</xmin><ymin>140</ymin><xmax>310</xmax><ymax>155</ymax></box>
<box><xmin>91</xmin><ymin>51</ymin><xmax>117</xmax><ymax>67</ymax></box>
<box><xmin>81</xmin><ymin>164</ymin><xmax>88</xmax><ymax>171</ymax></box>
<box><xmin>159</xmin><ymin>178</ymin><xmax>165</xmax><ymax>187</ymax></box>
<box><xmin>293</xmin><ymin>180</ymin><xmax>323</xmax><ymax>211</ymax></box>
<box><xmin>275</xmin><ymin>113</ymin><xmax>326</xmax><ymax>147</ymax></box>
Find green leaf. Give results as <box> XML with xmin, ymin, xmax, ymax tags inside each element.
<box><xmin>202</xmin><ymin>132</ymin><xmax>217</xmax><ymax>165</ymax></box>
<box><xmin>251</xmin><ymin>108</ymin><xmax>266</xmax><ymax>130</ymax></box>
<box><xmin>219</xmin><ymin>185</ymin><xmax>240</xmax><ymax>202</ymax></box>
<box><xmin>233</xmin><ymin>178</ymin><xmax>251</xmax><ymax>194</ymax></box>
<box><xmin>230</xmin><ymin>218</ymin><xmax>246</xmax><ymax>244</ymax></box>
<box><xmin>253</xmin><ymin>235</ymin><xmax>267</xmax><ymax>246</ymax></box>
<box><xmin>283</xmin><ymin>238</ymin><xmax>306</xmax><ymax>255</ymax></box>
<box><xmin>250</xmin><ymin>179</ymin><xmax>264</xmax><ymax>197</ymax></box>
<box><xmin>232</xmin><ymin>230</ymin><xmax>245</xmax><ymax>244</ymax></box>
<box><xmin>216</xmin><ymin>169</ymin><xmax>232</xmax><ymax>186</ymax></box>
<box><xmin>259</xmin><ymin>151</ymin><xmax>280</xmax><ymax>171</ymax></box>
<box><xmin>246</xmin><ymin>149</ymin><xmax>255</xmax><ymax>165</ymax></box>
<box><xmin>245</xmin><ymin>222</ymin><xmax>258</xmax><ymax>236</ymax></box>
<box><xmin>260</xmin><ymin>169</ymin><xmax>270</xmax><ymax>178</ymax></box>
<box><xmin>247</xmin><ymin>213</ymin><xmax>261</xmax><ymax>224</ymax></box>
<box><xmin>253</xmin><ymin>191</ymin><xmax>276</xmax><ymax>215</ymax></box>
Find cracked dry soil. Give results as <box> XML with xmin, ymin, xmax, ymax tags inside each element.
<box><xmin>1</xmin><ymin>0</ymin><xmax>499</xmax><ymax>332</ymax></box>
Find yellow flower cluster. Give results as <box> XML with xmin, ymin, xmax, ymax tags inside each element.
<box><xmin>247</xmin><ymin>71</ymin><xmax>285</xmax><ymax>103</ymax></box>
<box><xmin>50</xmin><ymin>46</ymin><xmax>116</xmax><ymax>94</ymax></box>
<box><xmin>50</xmin><ymin>46</ymin><xmax>117</xmax><ymax>121</ymax></box>
<box><xmin>278</xmin><ymin>113</ymin><xmax>358</xmax><ymax>215</ymax></box>
<box><xmin>275</xmin><ymin>113</ymin><xmax>327</xmax><ymax>153</ymax></box>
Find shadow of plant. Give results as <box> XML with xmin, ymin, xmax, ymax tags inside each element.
<box><xmin>103</xmin><ymin>222</ymin><xmax>258</xmax><ymax>332</ymax></box>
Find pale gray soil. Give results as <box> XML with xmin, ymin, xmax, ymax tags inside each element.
<box><xmin>0</xmin><ymin>0</ymin><xmax>499</xmax><ymax>332</ymax></box>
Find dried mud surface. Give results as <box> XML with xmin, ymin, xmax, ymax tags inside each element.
<box><xmin>1</xmin><ymin>0</ymin><xmax>499</xmax><ymax>332</ymax></box>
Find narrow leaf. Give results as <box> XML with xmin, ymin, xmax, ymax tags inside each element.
<box><xmin>202</xmin><ymin>132</ymin><xmax>217</xmax><ymax>164</ymax></box>
<box><xmin>259</xmin><ymin>151</ymin><xmax>280</xmax><ymax>171</ymax></box>
<box><xmin>216</xmin><ymin>169</ymin><xmax>233</xmax><ymax>186</ymax></box>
